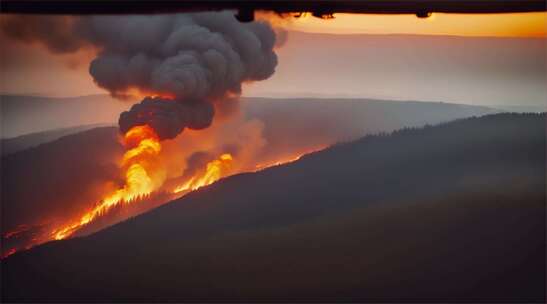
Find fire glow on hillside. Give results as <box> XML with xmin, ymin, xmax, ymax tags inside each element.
<box><xmin>1</xmin><ymin>129</ymin><xmax>326</xmax><ymax>258</ymax></box>
<box><xmin>50</xmin><ymin>140</ymin><xmax>323</xmax><ymax>242</ymax></box>
<box><xmin>51</xmin><ymin>125</ymin><xmax>162</xmax><ymax>240</ymax></box>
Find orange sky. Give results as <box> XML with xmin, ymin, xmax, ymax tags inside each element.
<box><xmin>1</xmin><ymin>12</ymin><xmax>545</xmax><ymax>100</ymax></box>
<box><xmin>263</xmin><ymin>12</ymin><xmax>547</xmax><ymax>37</ymax></box>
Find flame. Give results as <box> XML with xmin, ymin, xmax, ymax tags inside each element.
<box><xmin>173</xmin><ymin>154</ymin><xmax>233</xmax><ymax>193</ymax></box>
<box><xmin>3</xmin><ymin>224</ymin><xmax>31</xmax><ymax>239</ymax></box>
<box><xmin>150</xmin><ymin>93</ymin><xmax>176</xmax><ymax>100</ymax></box>
<box><xmin>51</xmin><ymin>125</ymin><xmax>161</xmax><ymax>240</ymax></box>
<box><xmin>121</xmin><ymin>139</ymin><xmax>161</xmax><ymax>164</ymax></box>
<box><xmin>2</xmin><ymin>135</ymin><xmax>326</xmax><ymax>258</ymax></box>
<box><xmin>2</xmin><ymin>248</ymin><xmax>17</xmax><ymax>259</ymax></box>
<box><xmin>171</xmin><ymin>146</ymin><xmax>326</xmax><ymax>196</ymax></box>
<box><xmin>253</xmin><ymin>154</ymin><xmax>303</xmax><ymax>171</ymax></box>
<box><xmin>253</xmin><ymin>146</ymin><xmax>326</xmax><ymax>172</ymax></box>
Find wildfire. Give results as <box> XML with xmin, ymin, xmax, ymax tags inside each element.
<box><xmin>172</xmin><ymin>146</ymin><xmax>325</xmax><ymax>195</ymax></box>
<box><xmin>2</xmin><ymin>248</ymin><xmax>17</xmax><ymax>259</ymax></box>
<box><xmin>52</xmin><ymin>125</ymin><xmax>161</xmax><ymax>240</ymax></box>
<box><xmin>173</xmin><ymin>154</ymin><xmax>233</xmax><ymax>193</ymax></box>
<box><xmin>2</xmin><ymin>135</ymin><xmax>327</xmax><ymax>259</ymax></box>
<box><xmin>253</xmin><ymin>155</ymin><xmax>304</xmax><ymax>171</ymax></box>
<box><xmin>3</xmin><ymin>224</ymin><xmax>31</xmax><ymax>239</ymax></box>
<box><xmin>253</xmin><ymin>146</ymin><xmax>326</xmax><ymax>172</ymax></box>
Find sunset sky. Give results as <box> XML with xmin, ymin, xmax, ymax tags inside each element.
<box><xmin>1</xmin><ymin>12</ymin><xmax>545</xmax><ymax>106</ymax></box>
<box><xmin>271</xmin><ymin>12</ymin><xmax>546</xmax><ymax>37</ymax></box>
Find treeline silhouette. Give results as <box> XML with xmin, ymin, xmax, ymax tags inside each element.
<box><xmin>2</xmin><ymin>113</ymin><xmax>545</xmax><ymax>302</ymax></box>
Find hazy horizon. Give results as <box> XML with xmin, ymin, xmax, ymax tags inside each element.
<box><xmin>3</xmin><ymin>91</ymin><xmax>543</xmax><ymax>109</ymax></box>
<box><xmin>2</xmin><ymin>28</ymin><xmax>545</xmax><ymax>107</ymax></box>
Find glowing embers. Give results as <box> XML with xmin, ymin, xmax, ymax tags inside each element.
<box><xmin>173</xmin><ymin>154</ymin><xmax>233</xmax><ymax>193</ymax></box>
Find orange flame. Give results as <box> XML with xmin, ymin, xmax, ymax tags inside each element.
<box><xmin>173</xmin><ymin>154</ymin><xmax>233</xmax><ymax>193</ymax></box>
<box><xmin>253</xmin><ymin>146</ymin><xmax>326</xmax><ymax>172</ymax></box>
<box><xmin>2</xmin><ymin>248</ymin><xmax>17</xmax><ymax>259</ymax></box>
<box><xmin>3</xmin><ymin>224</ymin><xmax>31</xmax><ymax>239</ymax></box>
<box><xmin>52</xmin><ymin>125</ymin><xmax>161</xmax><ymax>240</ymax></box>
<box><xmin>8</xmin><ymin>140</ymin><xmax>323</xmax><ymax>257</ymax></box>
<box><xmin>171</xmin><ymin>146</ymin><xmax>325</xmax><ymax>196</ymax></box>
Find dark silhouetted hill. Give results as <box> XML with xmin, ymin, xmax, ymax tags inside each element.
<box><xmin>3</xmin><ymin>113</ymin><xmax>544</xmax><ymax>302</ymax></box>
<box><xmin>0</xmin><ymin>123</ymin><xmax>111</xmax><ymax>156</ymax></box>
<box><xmin>0</xmin><ymin>94</ymin><xmax>128</xmax><ymax>138</ymax></box>
<box><xmin>1</xmin><ymin>127</ymin><xmax>123</xmax><ymax>231</ymax></box>
<box><xmin>491</xmin><ymin>104</ymin><xmax>547</xmax><ymax>113</ymax></box>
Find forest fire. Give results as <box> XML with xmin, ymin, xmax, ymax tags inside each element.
<box><xmin>51</xmin><ymin>125</ymin><xmax>162</xmax><ymax>240</ymax></box>
<box><xmin>1</xmin><ymin>124</ymin><xmax>327</xmax><ymax>259</ymax></box>
<box><xmin>173</xmin><ymin>154</ymin><xmax>234</xmax><ymax>194</ymax></box>
<box><xmin>253</xmin><ymin>152</ymin><xmax>315</xmax><ymax>171</ymax></box>
<box><xmin>1</xmin><ymin>104</ymin><xmax>332</xmax><ymax>258</ymax></box>
<box><xmin>50</xmin><ymin>145</ymin><xmax>324</xmax><ymax>242</ymax></box>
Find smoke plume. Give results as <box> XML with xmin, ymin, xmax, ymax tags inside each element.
<box><xmin>1</xmin><ymin>12</ymin><xmax>282</xmax><ymax>139</ymax></box>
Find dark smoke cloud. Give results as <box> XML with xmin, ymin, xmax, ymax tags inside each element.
<box><xmin>119</xmin><ymin>97</ymin><xmax>214</xmax><ymax>139</ymax></box>
<box><xmin>1</xmin><ymin>12</ymin><xmax>282</xmax><ymax>140</ymax></box>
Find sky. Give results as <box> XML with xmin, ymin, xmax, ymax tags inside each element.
<box><xmin>270</xmin><ymin>12</ymin><xmax>546</xmax><ymax>37</ymax></box>
<box><xmin>1</xmin><ymin>12</ymin><xmax>545</xmax><ymax>106</ymax></box>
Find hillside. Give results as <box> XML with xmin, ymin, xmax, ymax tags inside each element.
<box><xmin>0</xmin><ymin>123</ymin><xmax>111</xmax><ymax>156</ymax></box>
<box><xmin>0</xmin><ymin>94</ymin><xmax>128</xmax><ymax>138</ymax></box>
<box><xmin>3</xmin><ymin>113</ymin><xmax>544</xmax><ymax>302</ymax></box>
<box><xmin>241</xmin><ymin>97</ymin><xmax>498</xmax><ymax>161</ymax></box>
<box><xmin>1</xmin><ymin>127</ymin><xmax>123</xmax><ymax>232</ymax></box>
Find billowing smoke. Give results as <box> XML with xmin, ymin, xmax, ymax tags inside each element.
<box><xmin>118</xmin><ymin>97</ymin><xmax>215</xmax><ymax>139</ymax></box>
<box><xmin>1</xmin><ymin>12</ymin><xmax>281</xmax><ymax>139</ymax></box>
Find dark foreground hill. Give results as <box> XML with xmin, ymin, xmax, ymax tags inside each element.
<box><xmin>3</xmin><ymin>113</ymin><xmax>545</xmax><ymax>302</ymax></box>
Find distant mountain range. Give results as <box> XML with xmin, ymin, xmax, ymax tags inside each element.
<box><xmin>3</xmin><ymin>113</ymin><xmax>544</xmax><ymax>302</ymax></box>
<box><xmin>0</xmin><ymin>94</ymin><xmax>128</xmax><ymax>138</ymax></box>
<box><xmin>1</xmin><ymin>93</ymin><xmax>500</xmax><ymax>139</ymax></box>
<box><xmin>0</xmin><ymin>123</ymin><xmax>111</xmax><ymax>156</ymax></box>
